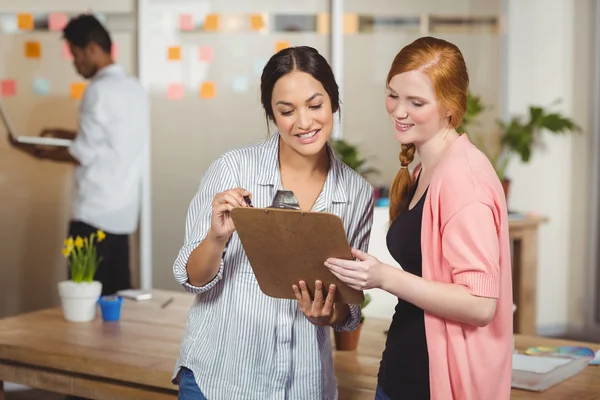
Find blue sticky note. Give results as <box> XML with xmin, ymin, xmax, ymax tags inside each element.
<box><xmin>0</xmin><ymin>15</ymin><xmax>18</xmax><ymax>33</ymax></box>
<box><xmin>253</xmin><ymin>59</ymin><xmax>266</xmax><ymax>75</ymax></box>
<box><xmin>231</xmin><ymin>75</ymin><xmax>248</xmax><ymax>93</ymax></box>
<box><xmin>33</xmin><ymin>78</ymin><xmax>50</xmax><ymax>95</ymax></box>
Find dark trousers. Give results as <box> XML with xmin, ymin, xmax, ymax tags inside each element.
<box><xmin>67</xmin><ymin>221</ymin><xmax>132</xmax><ymax>296</ymax></box>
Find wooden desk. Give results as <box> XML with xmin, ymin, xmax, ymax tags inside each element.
<box><xmin>1</xmin><ymin>291</ymin><xmax>597</xmax><ymax>400</ymax></box>
<box><xmin>509</xmin><ymin>215</ymin><xmax>548</xmax><ymax>335</ymax></box>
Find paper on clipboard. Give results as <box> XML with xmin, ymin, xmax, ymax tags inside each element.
<box><xmin>231</xmin><ymin>206</ymin><xmax>364</xmax><ymax>304</ymax></box>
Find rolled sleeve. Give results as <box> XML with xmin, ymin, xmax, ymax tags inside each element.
<box><xmin>333</xmin><ymin>184</ymin><xmax>375</xmax><ymax>332</ymax></box>
<box><xmin>69</xmin><ymin>85</ymin><xmax>105</xmax><ymax>166</ymax></box>
<box><xmin>173</xmin><ymin>157</ymin><xmax>235</xmax><ymax>293</ymax></box>
<box><xmin>442</xmin><ymin>201</ymin><xmax>500</xmax><ymax>298</ymax></box>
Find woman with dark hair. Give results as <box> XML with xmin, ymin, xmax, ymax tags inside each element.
<box><xmin>172</xmin><ymin>46</ymin><xmax>374</xmax><ymax>399</ymax></box>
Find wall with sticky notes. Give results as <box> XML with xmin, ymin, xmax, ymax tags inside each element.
<box><xmin>0</xmin><ymin>2</ymin><xmax>138</xmax><ymax>320</ymax></box>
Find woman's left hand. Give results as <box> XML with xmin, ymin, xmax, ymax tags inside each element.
<box><xmin>293</xmin><ymin>280</ymin><xmax>336</xmax><ymax>326</ymax></box>
<box><xmin>325</xmin><ymin>248</ymin><xmax>386</xmax><ymax>291</ymax></box>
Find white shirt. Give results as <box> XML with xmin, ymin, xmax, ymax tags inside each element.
<box><xmin>172</xmin><ymin>133</ymin><xmax>375</xmax><ymax>400</ymax></box>
<box><xmin>69</xmin><ymin>64</ymin><xmax>149</xmax><ymax>234</ymax></box>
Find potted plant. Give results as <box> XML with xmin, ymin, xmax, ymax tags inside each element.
<box><xmin>58</xmin><ymin>230</ymin><xmax>105</xmax><ymax>322</ymax></box>
<box><xmin>459</xmin><ymin>92</ymin><xmax>581</xmax><ymax>199</ymax></box>
<box><xmin>330</xmin><ymin>138</ymin><xmax>379</xmax><ymax>179</ymax></box>
<box><xmin>334</xmin><ymin>293</ymin><xmax>371</xmax><ymax>351</ymax></box>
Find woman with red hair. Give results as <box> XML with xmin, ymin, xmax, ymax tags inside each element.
<box><xmin>325</xmin><ymin>36</ymin><xmax>512</xmax><ymax>399</ymax></box>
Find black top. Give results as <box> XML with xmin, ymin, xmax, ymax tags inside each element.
<box><xmin>377</xmin><ymin>179</ymin><xmax>430</xmax><ymax>399</ymax></box>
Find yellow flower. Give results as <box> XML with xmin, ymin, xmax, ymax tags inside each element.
<box><xmin>64</xmin><ymin>237</ymin><xmax>74</xmax><ymax>248</ymax></box>
<box><xmin>97</xmin><ymin>230</ymin><xmax>106</xmax><ymax>242</ymax></box>
<box><xmin>74</xmin><ymin>236</ymin><xmax>84</xmax><ymax>249</ymax></box>
<box><xmin>62</xmin><ymin>246</ymin><xmax>72</xmax><ymax>257</ymax></box>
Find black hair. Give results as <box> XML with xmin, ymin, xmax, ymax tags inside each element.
<box><xmin>63</xmin><ymin>14</ymin><xmax>112</xmax><ymax>54</ymax></box>
<box><xmin>260</xmin><ymin>46</ymin><xmax>340</xmax><ymax>123</ymax></box>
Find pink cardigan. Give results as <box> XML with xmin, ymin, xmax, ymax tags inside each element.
<box><xmin>419</xmin><ymin>134</ymin><xmax>513</xmax><ymax>399</ymax></box>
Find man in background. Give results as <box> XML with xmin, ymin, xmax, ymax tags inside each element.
<box><xmin>8</xmin><ymin>14</ymin><xmax>149</xmax><ymax>296</ymax></box>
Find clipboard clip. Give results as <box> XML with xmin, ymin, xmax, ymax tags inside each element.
<box><xmin>268</xmin><ymin>190</ymin><xmax>301</xmax><ymax>210</ymax></box>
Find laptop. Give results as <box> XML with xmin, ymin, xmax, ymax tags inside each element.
<box><xmin>0</xmin><ymin>99</ymin><xmax>72</xmax><ymax>147</ymax></box>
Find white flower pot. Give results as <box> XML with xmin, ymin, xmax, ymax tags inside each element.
<box><xmin>58</xmin><ymin>280</ymin><xmax>103</xmax><ymax>322</ymax></box>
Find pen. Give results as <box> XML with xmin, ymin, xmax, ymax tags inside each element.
<box><xmin>161</xmin><ymin>297</ymin><xmax>174</xmax><ymax>308</ymax></box>
<box><xmin>243</xmin><ymin>195</ymin><xmax>253</xmax><ymax>207</ymax></box>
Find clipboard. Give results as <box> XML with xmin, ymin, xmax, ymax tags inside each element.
<box><xmin>231</xmin><ymin>207</ymin><xmax>364</xmax><ymax>304</ymax></box>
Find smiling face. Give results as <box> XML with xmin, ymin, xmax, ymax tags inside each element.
<box><xmin>385</xmin><ymin>70</ymin><xmax>450</xmax><ymax>146</ymax></box>
<box><xmin>270</xmin><ymin>71</ymin><xmax>334</xmax><ymax>156</ymax></box>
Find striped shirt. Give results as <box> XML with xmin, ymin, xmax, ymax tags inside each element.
<box><xmin>172</xmin><ymin>132</ymin><xmax>375</xmax><ymax>400</ymax></box>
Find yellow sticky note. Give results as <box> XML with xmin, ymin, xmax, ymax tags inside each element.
<box><xmin>70</xmin><ymin>82</ymin><xmax>87</xmax><ymax>100</ymax></box>
<box><xmin>275</xmin><ymin>41</ymin><xmax>290</xmax><ymax>53</ymax></box>
<box><xmin>343</xmin><ymin>14</ymin><xmax>359</xmax><ymax>34</ymax></box>
<box><xmin>17</xmin><ymin>14</ymin><xmax>34</xmax><ymax>30</ymax></box>
<box><xmin>250</xmin><ymin>14</ymin><xmax>264</xmax><ymax>31</ymax></box>
<box><xmin>25</xmin><ymin>41</ymin><xmax>41</xmax><ymax>59</ymax></box>
<box><xmin>204</xmin><ymin>14</ymin><xmax>219</xmax><ymax>31</ymax></box>
<box><xmin>200</xmin><ymin>82</ymin><xmax>216</xmax><ymax>99</ymax></box>
<box><xmin>168</xmin><ymin>46</ymin><xmax>181</xmax><ymax>61</ymax></box>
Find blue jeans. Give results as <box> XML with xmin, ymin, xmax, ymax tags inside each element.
<box><xmin>178</xmin><ymin>367</ymin><xmax>207</xmax><ymax>400</ymax></box>
<box><xmin>375</xmin><ymin>385</ymin><xmax>392</xmax><ymax>400</ymax></box>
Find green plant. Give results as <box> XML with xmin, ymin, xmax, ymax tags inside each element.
<box><xmin>62</xmin><ymin>230</ymin><xmax>105</xmax><ymax>283</ymax></box>
<box><xmin>359</xmin><ymin>292</ymin><xmax>372</xmax><ymax>323</ymax></box>
<box><xmin>461</xmin><ymin>93</ymin><xmax>581</xmax><ymax>180</ymax></box>
<box><xmin>330</xmin><ymin>139</ymin><xmax>379</xmax><ymax>178</ymax></box>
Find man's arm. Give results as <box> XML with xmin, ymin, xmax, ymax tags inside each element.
<box><xmin>37</xmin><ymin>147</ymin><xmax>79</xmax><ymax>164</ymax></box>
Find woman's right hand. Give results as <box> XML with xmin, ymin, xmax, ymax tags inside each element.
<box><xmin>209</xmin><ymin>188</ymin><xmax>251</xmax><ymax>242</ymax></box>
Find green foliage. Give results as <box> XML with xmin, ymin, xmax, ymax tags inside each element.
<box><xmin>330</xmin><ymin>139</ymin><xmax>379</xmax><ymax>178</ymax></box>
<box><xmin>360</xmin><ymin>292</ymin><xmax>371</xmax><ymax>323</ymax></box>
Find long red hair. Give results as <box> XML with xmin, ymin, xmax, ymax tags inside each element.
<box><xmin>387</xmin><ymin>36</ymin><xmax>469</xmax><ymax>222</ymax></box>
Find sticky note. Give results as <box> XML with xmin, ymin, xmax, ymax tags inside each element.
<box><xmin>198</xmin><ymin>46</ymin><xmax>214</xmax><ymax>62</ymax></box>
<box><xmin>250</xmin><ymin>14</ymin><xmax>265</xmax><ymax>31</ymax></box>
<box><xmin>253</xmin><ymin>59</ymin><xmax>266</xmax><ymax>75</ymax></box>
<box><xmin>17</xmin><ymin>14</ymin><xmax>34</xmax><ymax>30</ymax></box>
<box><xmin>200</xmin><ymin>82</ymin><xmax>216</xmax><ymax>99</ymax></box>
<box><xmin>0</xmin><ymin>80</ymin><xmax>16</xmax><ymax>97</ymax></box>
<box><xmin>62</xmin><ymin>42</ymin><xmax>73</xmax><ymax>60</ymax></box>
<box><xmin>343</xmin><ymin>14</ymin><xmax>359</xmax><ymax>34</ymax></box>
<box><xmin>275</xmin><ymin>41</ymin><xmax>290</xmax><ymax>53</ymax></box>
<box><xmin>33</xmin><ymin>78</ymin><xmax>50</xmax><ymax>95</ymax></box>
<box><xmin>25</xmin><ymin>41</ymin><xmax>41</xmax><ymax>59</ymax></box>
<box><xmin>231</xmin><ymin>76</ymin><xmax>248</xmax><ymax>93</ymax></box>
<box><xmin>111</xmin><ymin>42</ymin><xmax>119</xmax><ymax>60</ymax></box>
<box><xmin>179</xmin><ymin>14</ymin><xmax>193</xmax><ymax>31</ymax></box>
<box><xmin>0</xmin><ymin>16</ymin><xmax>18</xmax><ymax>33</ymax></box>
<box><xmin>48</xmin><ymin>13</ymin><xmax>68</xmax><ymax>31</ymax></box>
<box><xmin>203</xmin><ymin>14</ymin><xmax>219</xmax><ymax>31</ymax></box>
<box><xmin>167</xmin><ymin>84</ymin><xmax>184</xmax><ymax>100</ymax></box>
<box><xmin>168</xmin><ymin>46</ymin><xmax>181</xmax><ymax>61</ymax></box>
<box><xmin>70</xmin><ymin>82</ymin><xmax>87</xmax><ymax>100</ymax></box>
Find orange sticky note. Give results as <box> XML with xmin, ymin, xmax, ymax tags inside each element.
<box><xmin>1</xmin><ymin>80</ymin><xmax>17</xmax><ymax>97</ymax></box>
<box><xmin>179</xmin><ymin>14</ymin><xmax>193</xmax><ymax>31</ymax></box>
<box><xmin>25</xmin><ymin>41</ymin><xmax>41</xmax><ymax>59</ymax></box>
<box><xmin>275</xmin><ymin>41</ymin><xmax>290</xmax><ymax>53</ymax></box>
<box><xmin>48</xmin><ymin>13</ymin><xmax>68</xmax><ymax>31</ymax></box>
<box><xmin>62</xmin><ymin>42</ymin><xmax>73</xmax><ymax>60</ymax></box>
<box><xmin>203</xmin><ymin>14</ymin><xmax>219</xmax><ymax>31</ymax></box>
<box><xmin>70</xmin><ymin>82</ymin><xmax>87</xmax><ymax>100</ymax></box>
<box><xmin>17</xmin><ymin>14</ymin><xmax>34</xmax><ymax>30</ymax></box>
<box><xmin>168</xmin><ymin>46</ymin><xmax>181</xmax><ymax>61</ymax></box>
<box><xmin>166</xmin><ymin>84</ymin><xmax>184</xmax><ymax>100</ymax></box>
<box><xmin>200</xmin><ymin>82</ymin><xmax>216</xmax><ymax>99</ymax></box>
<box><xmin>250</xmin><ymin>14</ymin><xmax>265</xmax><ymax>31</ymax></box>
<box><xmin>198</xmin><ymin>46</ymin><xmax>214</xmax><ymax>62</ymax></box>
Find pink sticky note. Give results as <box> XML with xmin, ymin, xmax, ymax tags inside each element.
<box><xmin>1</xmin><ymin>79</ymin><xmax>17</xmax><ymax>97</ymax></box>
<box><xmin>179</xmin><ymin>14</ymin><xmax>193</xmax><ymax>31</ymax></box>
<box><xmin>62</xmin><ymin>42</ymin><xmax>73</xmax><ymax>60</ymax></box>
<box><xmin>111</xmin><ymin>42</ymin><xmax>119</xmax><ymax>60</ymax></box>
<box><xmin>48</xmin><ymin>13</ymin><xmax>68</xmax><ymax>31</ymax></box>
<box><xmin>198</xmin><ymin>46</ymin><xmax>214</xmax><ymax>62</ymax></box>
<box><xmin>166</xmin><ymin>84</ymin><xmax>184</xmax><ymax>100</ymax></box>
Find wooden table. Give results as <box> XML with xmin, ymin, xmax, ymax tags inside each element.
<box><xmin>1</xmin><ymin>290</ymin><xmax>598</xmax><ymax>400</ymax></box>
<box><xmin>509</xmin><ymin>215</ymin><xmax>548</xmax><ymax>335</ymax></box>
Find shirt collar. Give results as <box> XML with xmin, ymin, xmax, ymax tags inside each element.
<box><xmin>93</xmin><ymin>64</ymin><xmax>124</xmax><ymax>81</ymax></box>
<box><xmin>256</xmin><ymin>132</ymin><xmax>349</xmax><ymax>207</ymax></box>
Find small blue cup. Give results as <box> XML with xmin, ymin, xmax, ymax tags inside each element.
<box><xmin>98</xmin><ymin>295</ymin><xmax>123</xmax><ymax>322</ymax></box>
